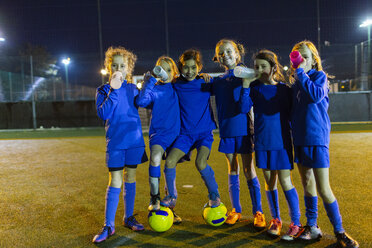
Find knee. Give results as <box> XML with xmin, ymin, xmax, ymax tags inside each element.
<box><xmin>124</xmin><ymin>168</ymin><xmax>136</xmax><ymax>183</ymax></box>
<box><xmin>165</xmin><ymin>157</ymin><xmax>177</xmax><ymax>169</ymax></box>
<box><xmin>279</xmin><ymin>177</ymin><xmax>293</xmax><ymax>191</ymax></box>
<box><xmin>229</xmin><ymin>162</ymin><xmax>239</xmax><ymax>173</ymax></box>
<box><xmin>302</xmin><ymin>175</ymin><xmax>316</xmax><ymax>188</ymax></box>
<box><xmin>150</xmin><ymin>153</ymin><xmax>162</xmax><ymax>166</ymax></box>
<box><xmin>281</xmin><ymin>181</ymin><xmax>293</xmax><ymax>191</ymax></box>
<box><xmin>110</xmin><ymin>174</ymin><xmax>123</xmax><ymax>188</ymax></box>
<box><xmin>317</xmin><ymin>184</ymin><xmax>334</xmax><ymax>201</ymax></box>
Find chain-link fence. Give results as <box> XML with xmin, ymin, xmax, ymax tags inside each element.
<box><xmin>0</xmin><ymin>43</ymin><xmax>371</xmax><ymax>129</ymax></box>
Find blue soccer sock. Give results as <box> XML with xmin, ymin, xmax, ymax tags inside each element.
<box><xmin>265</xmin><ymin>189</ymin><xmax>280</xmax><ymax>220</ymax></box>
<box><xmin>228</xmin><ymin>174</ymin><xmax>242</xmax><ymax>213</ymax></box>
<box><xmin>199</xmin><ymin>165</ymin><xmax>219</xmax><ymax>198</ymax></box>
<box><xmin>284</xmin><ymin>188</ymin><xmax>301</xmax><ymax>226</ymax></box>
<box><xmin>247</xmin><ymin>177</ymin><xmax>263</xmax><ymax>215</ymax></box>
<box><xmin>324</xmin><ymin>200</ymin><xmax>345</xmax><ymax>234</ymax></box>
<box><xmin>149</xmin><ymin>164</ymin><xmax>161</xmax><ymax>196</ymax></box>
<box><xmin>123</xmin><ymin>182</ymin><xmax>136</xmax><ymax>219</ymax></box>
<box><xmin>164</xmin><ymin>167</ymin><xmax>177</xmax><ymax>198</ymax></box>
<box><xmin>104</xmin><ymin>186</ymin><xmax>121</xmax><ymax>227</ymax></box>
<box><xmin>304</xmin><ymin>196</ymin><xmax>318</xmax><ymax>226</ymax></box>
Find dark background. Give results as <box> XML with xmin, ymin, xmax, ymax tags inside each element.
<box><xmin>0</xmin><ymin>0</ymin><xmax>371</xmax><ymax>88</ymax></box>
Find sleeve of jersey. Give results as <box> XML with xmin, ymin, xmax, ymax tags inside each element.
<box><xmin>239</xmin><ymin>87</ymin><xmax>253</xmax><ymax>114</ymax></box>
<box><xmin>295</xmin><ymin>68</ymin><xmax>328</xmax><ymax>103</ymax></box>
<box><xmin>135</xmin><ymin>76</ymin><xmax>156</xmax><ymax>107</ymax></box>
<box><xmin>96</xmin><ymin>86</ymin><xmax>119</xmax><ymax>120</ymax></box>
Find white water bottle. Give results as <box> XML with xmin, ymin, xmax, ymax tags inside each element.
<box><xmin>110</xmin><ymin>71</ymin><xmax>123</xmax><ymax>89</ymax></box>
<box><xmin>152</xmin><ymin>66</ymin><xmax>169</xmax><ymax>81</ymax></box>
<box><xmin>233</xmin><ymin>66</ymin><xmax>255</xmax><ymax>79</ymax></box>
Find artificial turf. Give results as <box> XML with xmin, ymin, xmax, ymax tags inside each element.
<box><xmin>0</xmin><ymin>128</ymin><xmax>371</xmax><ymax>247</ymax></box>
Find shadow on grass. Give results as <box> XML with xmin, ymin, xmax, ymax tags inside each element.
<box><xmin>94</xmin><ymin>234</ymin><xmax>139</xmax><ymax>248</ymax></box>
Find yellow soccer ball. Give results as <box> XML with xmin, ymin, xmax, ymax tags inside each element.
<box><xmin>202</xmin><ymin>202</ymin><xmax>227</xmax><ymax>226</ymax></box>
<box><xmin>148</xmin><ymin>206</ymin><xmax>174</xmax><ymax>232</ymax></box>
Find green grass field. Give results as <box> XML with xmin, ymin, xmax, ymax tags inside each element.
<box><xmin>0</xmin><ymin>124</ymin><xmax>371</xmax><ymax>247</ymax></box>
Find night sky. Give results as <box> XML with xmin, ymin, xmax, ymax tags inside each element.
<box><xmin>0</xmin><ymin>0</ymin><xmax>371</xmax><ymax>86</ymax></box>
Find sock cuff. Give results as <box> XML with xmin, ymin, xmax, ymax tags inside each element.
<box><xmin>284</xmin><ymin>188</ymin><xmax>296</xmax><ymax>195</ymax></box>
<box><xmin>324</xmin><ymin>199</ymin><xmax>338</xmax><ymax>208</ymax></box>
<box><xmin>228</xmin><ymin>174</ymin><xmax>239</xmax><ymax>179</ymax></box>
<box><xmin>124</xmin><ymin>182</ymin><xmax>136</xmax><ymax>190</ymax></box>
<box><xmin>164</xmin><ymin>167</ymin><xmax>176</xmax><ymax>175</ymax></box>
<box><xmin>149</xmin><ymin>165</ymin><xmax>161</xmax><ymax>177</ymax></box>
<box><xmin>247</xmin><ymin>176</ymin><xmax>259</xmax><ymax>186</ymax></box>
<box><xmin>200</xmin><ymin>164</ymin><xmax>213</xmax><ymax>176</ymax></box>
<box><xmin>108</xmin><ymin>186</ymin><xmax>121</xmax><ymax>193</ymax></box>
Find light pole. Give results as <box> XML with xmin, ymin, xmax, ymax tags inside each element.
<box><xmin>360</xmin><ymin>19</ymin><xmax>372</xmax><ymax>90</ymax></box>
<box><xmin>62</xmin><ymin>57</ymin><xmax>71</xmax><ymax>99</ymax></box>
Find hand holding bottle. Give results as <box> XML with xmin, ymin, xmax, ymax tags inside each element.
<box><xmin>152</xmin><ymin>66</ymin><xmax>169</xmax><ymax>82</ymax></box>
<box><xmin>290</xmin><ymin>51</ymin><xmax>304</xmax><ymax>69</ymax></box>
<box><xmin>110</xmin><ymin>71</ymin><xmax>123</xmax><ymax>89</ymax></box>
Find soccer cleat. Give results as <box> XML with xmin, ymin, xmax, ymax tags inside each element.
<box><xmin>160</xmin><ymin>195</ymin><xmax>177</xmax><ymax>209</ymax></box>
<box><xmin>171</xmin><ymin>208</ymin><xmax>182</xmax><ymax>224</ymax></box>
<box><xmin>92</xmin><ymin>225</ymin><xmax>115</xmax><ymax>243</ymax></box>
<box><xmin>148</xmin><ymin>194</ymin><xmax>161</xmax><ymax>211</ymax></box>
<box><xmin>298</xmin><ymin>225</ymin><xmax>323</xmax><ymax>240</ymax></box>
<box><xmin>124</xmin><ymin>215</ymin><xmax>144</xmax><ymax>231</ymax></box>
<box><xmin>225</xmin><ymin>208</ymin><xmax>241</xmax><ymax>225</ymax></box>
<box><xmin>253</xmin><ymin>211</ymin><xmax>266</xmax><ymax>230</ymax></box>
<box><xmin>208</xmin><ymin>192</ymin><xmax>221</xmax><ymax>208</ymax></box>
<box><xmin>281</xmin><ymin>222</ymin><xmax>303</xmax><ymax>241</ymax></box>
<box><xmin>267</xmin><ymin>218</ymin><xmax>282</xmax><ymax>237</ymax></box>
<box><xmin>336</xmin><ymin>232</ymin><xmax>359</xmax><ymax>248</ymax></box>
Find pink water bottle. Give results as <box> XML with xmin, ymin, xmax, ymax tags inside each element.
<box><xmin>290</xmin><ymin>51</ymin><xmax>304</xmax><ymax>69</ymax></box>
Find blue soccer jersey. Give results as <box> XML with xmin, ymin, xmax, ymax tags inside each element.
<box><xmin>212</xmin><ymin>69</ymin><xmax>254</xmax><ymax>138</ymax></box>
<box><xmin>136</xmin><ymin>76</ymin><xmax>180</xmax><ymax>142</ymax></box>
<box><xmin>173</xmin><ymin>76</ymin><xmax>217</xmax><ymax>135</ymax></box>
<box><xmin>291</xmin><ymin>68</ymin><xmax>330</xmax><ymax>147</ymax></box>
<box><xmin>96</xmin><ymin>81</ymin><xmax>145</xmax><ymax>150</ymax></box>
<box><xmin>240</xmin><ymin>81</ymin><xmax>292</xmax><ymax>151</ymax></box>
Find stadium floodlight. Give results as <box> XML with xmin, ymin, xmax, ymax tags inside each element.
<box><xmin>61</xmin><ymin>57</ymin><xmax>71</xmax><ymax>99</ymax></box>
<box><xmin>359</xmin><ymin>19</ymin><xmax>372</xmax><ymax>28</ymax></box>
<box><xmin>0</xmin><ymin>37</ymin><xmax>5</xmax><ymax>42</ymax></box>
<box><xmin>100</xmin><ymin>69</ymin><xmax>108</xmax><ymax>75</ymax></box>
<box><xmin>360</xmin><ymin>18</ymin><xmax>371</xmax><ymax>90</ymax></box>
<box><xmin>62</xmin><ymin>57</ymin><xmax>71</xmax><ymax>65</ymax></box>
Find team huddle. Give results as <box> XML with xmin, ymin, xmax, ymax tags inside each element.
<box><xmin>93</xmin><ymin>39</ymin><xmax>359</xmax><ymax>248</ymax></box>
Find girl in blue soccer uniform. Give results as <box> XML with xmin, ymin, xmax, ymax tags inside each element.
<box><xmin>240</xmin><ymin>49</ymin><xmax>301</xmax><ymax>240</ymax></box>
<box><xmin>93</xmin><ymin>46</ymin><xmax>148</xmax><ymax>243</ymax></box>
<box><xmin>290</xmin><ymin>40</ymin><xmax>358</xmax><ymax>247</ymax></box>
<box><xmin>160</xmin><ymin>49</ymin><xmax>221</xmax><ymax>221</ymax></box>
<box><xmin>211</xmin><ymin>39</ymin><xmax>265</xmax><ymax>229</ymax></box>
<box><xmin>136</xmin><ymin>56</ymin><xmax>180</xmax><ymax>212</ymax></box>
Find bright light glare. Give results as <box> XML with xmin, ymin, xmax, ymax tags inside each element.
<box><xmin>100</xmin><ymin>69</ymin><xmax>108</xmax><ymax>75</ymax></box>
<box><xmin>283</xmin><ymin>66</ymin><xmax>289</xmax><ymax>71</ymax></box>
<box><xmin>360</xmin><ymin>19</ymin><xmax>372</xmax><ymax>27</ymax></box>
<box><xmin>0</xmin><ymin>37</ymin><xmax>5</xmax><ymax>42</ymax></box>
<box><xmin>137</xmin><ymin>82</ymin><xmax>142</xmax><ymax>89</ymax></box>
<box><xmin>62</xmin><ymin>57</ymin><xmax>71</xmax><ymax>65</ymax></box>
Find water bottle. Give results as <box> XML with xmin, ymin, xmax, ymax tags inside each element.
<box><xmin>152</xmin><ymin>66</ymin><xmax>169</xmax><ymax>81</ymax></box>
<box><xmin>290</xmin><ymin>51</ymin><xmax>304</xmax><ymax>69</ymax></box>
<box><xmin>233</xmin><ymin>66</ymin><xmax>255</xmax><ymax>79</ymax></box>
<box><xmin>110</xmin><ymin>71</ymin><xmax>123</xmax><ymax>89</ymax></box>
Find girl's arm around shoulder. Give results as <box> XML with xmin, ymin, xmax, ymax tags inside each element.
<box><xmin>135</xmin><ymin>73</ymin><xmax>157</xmax><ymax>108</ymax></box>
<box><xmin>200</xmin><ymin>74</ymin><xmax>214</xmax><ymax>93</ymax></box>
<box><xmin>96</xmin><ymin>84</ymin><xmax>119</xmax><ymax>120</ymax></box>
<box><xmin>295</xmin><ymin>68</ymin><xmax>328</xmax><ymax>103</ymax></box>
